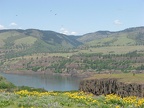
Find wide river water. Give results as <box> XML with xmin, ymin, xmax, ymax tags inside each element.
<box><xmin>0</xmin><ymin>73</ymin><xmax>81</xmax><ymax>91</ymax></box>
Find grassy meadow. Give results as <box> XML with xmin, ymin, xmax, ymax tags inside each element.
<box><xmin>86</xmin><ymin>34</ymin><xmax>136</xmax><ymax>46</ymax></box>
<box><xmin>14</xmin><ymin>36</ymin><xmax>37</xmax><ymax>45</ymax></box>
<box><xmin>0</xmin><ymin>73</ymin><xmax>144</xmax><ymax>108</ymax></box>
<box><xmin>79</xmin><ymin>45</ymin><xmax>144</xmax><ymax>54</ymax></box>
<box><xmin>0</xmin><ymin>89</ymin><xmax>144</xmax><ymax>108</ymax></box>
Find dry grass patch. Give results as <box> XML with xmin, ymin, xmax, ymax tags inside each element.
<box><xmin>86</xmin><ymin>73</ymin><xmax>144</xmax><ymax>84</ymax></box>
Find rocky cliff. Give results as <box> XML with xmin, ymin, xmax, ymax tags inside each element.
<box><xmin>79</xmin><ymin>77</ymin><xmax>144</xmax><ymax>97</ymax></box>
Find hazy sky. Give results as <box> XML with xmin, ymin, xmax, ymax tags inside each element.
<box><xmin>0</xmin><ymin>0</ymin><xmax>144</xmax><ymax>35</ymax></box>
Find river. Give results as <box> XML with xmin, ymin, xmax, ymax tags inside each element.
<box><xmin>0</xmin><ymin>73</ymin><xmax>81</xmax><ymax>91</ymax></box>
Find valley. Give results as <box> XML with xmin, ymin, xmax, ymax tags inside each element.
<box><xmin>0</xmin><ymin>27</ymin><xmax>144</xmax><ymax>76</ymax></box>
<box><xmin>0</xmin><ymin>27</ymin><xmax>144</xmax><ymax>108</ymax></box>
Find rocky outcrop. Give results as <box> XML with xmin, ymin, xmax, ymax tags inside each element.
<box><xmin>79</xmin><ymin>78</ymin><xmax>144</xmax><ymax>97</ymax></box>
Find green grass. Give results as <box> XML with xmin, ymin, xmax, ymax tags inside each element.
<box><xmin>86</xmin><ymin>36</ymin><xmax>115</xmax><ymax>46</ymax></box>
<box><xmin>14</xmin><ymin>36</ymin><xmax>37</xmax><ymax>45</ymax></box>
<box><xmin>86</xmin><ymin>35</ymin><xmax>136</xmax><ymax>46</ymax></box>
<box><xmin>79</xmin><ymin>45</ymin><xmax>144</xmax><ymax>54</ymax></box>
<box><xmin>0</xmin><ymin>32</ymin><xmax>14</xmax><ymax>47</ymax></box>
<box><xmin>112</xmin><ymin>36</ymin><xmax>136</xmax><ymax>46</ymax></box>
<box><xmin>0</xmin><ymin>32</ymin><xmax>18</xmax><ymax>40</ymax></box>
<box><xmin>0</xmin><ymin>31</ymin><xmax>31</xmax><ymax>48</ymax></box>
<box><xmin>0</xmin><ymin>90</ymin><xmax>97</xmax><ymax>108</ymax></box>
<box><xmin>0</xmin><ymin>75</ymin><xmax>15</xmax><ymax>89</ymax></box>
<box><xmin>0</xmin><ymin>89</ymin><xmax>144</xmax><ymax>108</ymax></box>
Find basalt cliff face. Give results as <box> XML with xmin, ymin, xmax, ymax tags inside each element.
<box><xmin>79</xmin><ymin>78</ymin><xmax>144</xmax><ymax>97</ymax></box>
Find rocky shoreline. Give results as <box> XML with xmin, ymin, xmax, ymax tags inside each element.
<box><xmin>79</xmin><ymin>74</ymin><xmax>144</xmax><ymax>97</ymax></box>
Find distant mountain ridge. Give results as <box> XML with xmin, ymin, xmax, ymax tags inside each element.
<box><xmin>78</xmin><ymin>26</ymin><xmax>144</xmax><ymax>46</ymax></box>
<box><xmin>0</xmin><ymin>26</ymin><xmax>144</xmax><ymax>58</ymax></box>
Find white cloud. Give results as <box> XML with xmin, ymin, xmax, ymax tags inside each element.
<box><xmin>71</xmin><ymin>31</ymin><xmax>77</xmax><ymax>35</ymax></box>
<box><xmin>114</xmin><ymin>19</ymin><xmax>122</xmax><ymax>25</ymax></box>
<box><xmin>10</xmin><ymin>22</ymin><xmax>17</xmax><ymax>26</ymax></box>
<box><xmin>60</xmin><ymin>27</ymin><xmax>69</xmax><ymax>35</ymax></box>
<box><xmin>63</xmin><ymin>30</ymin><xmax>69</xmax><ymax>35</ymax></box>
<box><xmin>60</xmin><ymin>27</ymin><xmax>77</xmax><ymax>35</ymax></box>
<box><xmin>0</xmin><ymin>25</ymin><xmax>6</xmax><ymax>30</ymax></box>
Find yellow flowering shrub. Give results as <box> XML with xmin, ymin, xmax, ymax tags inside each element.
<box><xmin>63</xmin><ymin>91</ymin><xmax>98</xmax><ymax>105</ymax></box>
<box><xmin>1</xmin><ymin>90</ymin><xmax>144</xmax><ymax>108</ymax></box>
<box><xmin>15</xmin><ymin>90</ymin><xmax>57</xmax><ymax>97</ymax></box>
<box><xmin>105</xmin><ymin>94</ymin><xmax>144</xmax><ymax>107</ymax></box>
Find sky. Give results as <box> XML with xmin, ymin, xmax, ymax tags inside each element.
<box><xmin>0</xmin><ymin>0</ymin><xmax>144</xmax><ymax>35</ymax></box>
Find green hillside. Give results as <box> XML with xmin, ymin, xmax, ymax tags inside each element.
<box><xmin>14</xmin><ymin>36</ymin><xmax>37</xmax><ymax>45</ymax></box>
<box><xmin>78</xmin><ymin>26</ymin><xmax>144</xmax><ymax>46</ymax></box>
<box><xmin>0</xmin><ymin>27</ymin><xmax>144</xmax><ymax>59</ymax></box>
<box><xmin>0</xmin><ymin>29</ymin><xmax>81</xmax><ymax>58</ymax></box>
<box><xmin>86</xmin><ymin>35</ymin><xmax>136</xmax><ymax>46</ymax></box>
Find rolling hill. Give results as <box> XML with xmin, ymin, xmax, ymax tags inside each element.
<box><xmin>0</xmin><ymin>29</ymin><xmax>82</xmax><ymax>58</ymax></box>
<box><xmin>78</xmin><ymin>26</ymin><xmax>144</xmax><ymax>46</ymax></box>
<box><xmin>0</xmin><ymin>27</ymin><xmax>144</xmax><ymax>58</ymax></box>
